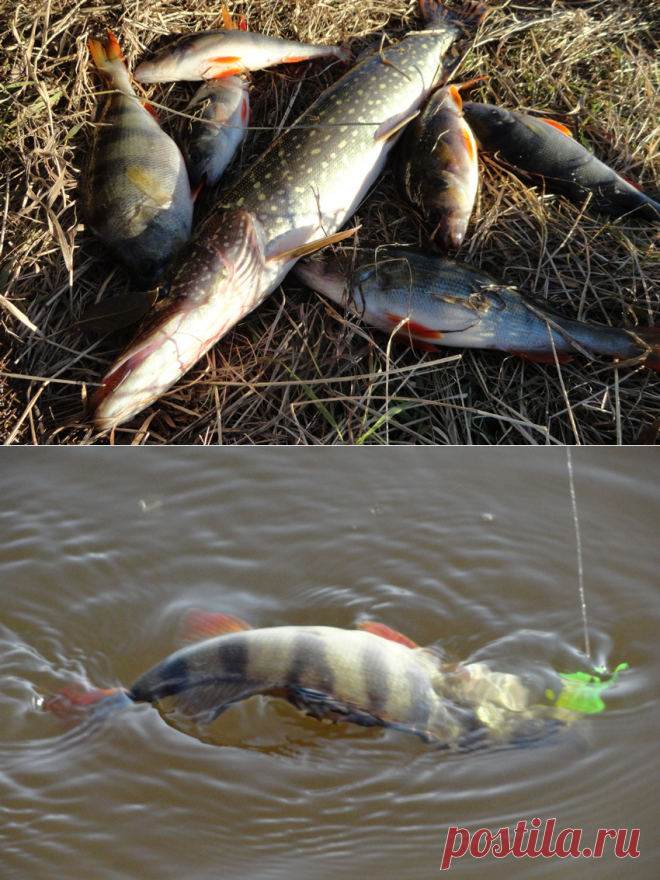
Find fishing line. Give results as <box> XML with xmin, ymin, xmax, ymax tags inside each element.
<box><xmin>566</xmin><ymin>447</ymin><xmax>591</xmax><ymax>660</ymax></box>
<box><xmin>93</xmin><ymin>90</ymin><xmax>417</xmax><ymax>131</ymax></box>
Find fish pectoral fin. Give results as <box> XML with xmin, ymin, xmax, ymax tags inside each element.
<box><xmin>538</xmin><ymin>118</ymin><xmax>573</xmax><ymax>138</ymax></box>
<box><xmin>449</xmin><ymin>84</ymin><xmax>463</xmax><ymax>110</ymax></box>
<box><xmin>357</xmin><ymin>621</ymin><xmax>420</xmax><ymax>649</ymax></box>
<box><xmin>619</xmin><ymin>173</ymin><xmax>644</xmax><ymax>193</ymax></box>
<box><xmin>177</xmin><ymin>609</ymin><xmax>252</xmax><ymax>646</ymax></box>
<box><xmin>374</xmin><ymin>110</ymin><xmax>420</xmax><ymax>144</ymax></box>
<box><xmin>506</xmin><ymin>349</ymin><xmax>573</xmax><ymax>365</ymax></box>
<box><xmin>207</xmin><ymin>55</ymin><xmax>242</xmax><ymax>64</ymax></box>
<box><xmin>74</xmin><ymin>290</ymin><xmax>158</xmax><ymax>334</ymax></box>
<box><xmin>391</xmin><ymin>330</ymin><xmax>440</xmax><ymax>352</ymax></box>
<box><xmin>168</xmin><ymin>678</ymin><xmax>268</xmax><ymax>721</ymax></box>
<box><xmin>288</xmin><ymin>687</ymin><xmax>382</xmax><ymax>728</ymax></box>
<box><xmin>142</xmin><ymin>101</ymin><xmax>160</xmax><ymax>121</ymax></box>
<box><xmin>287</xmin><ymin>686</ymin><xmax>348</xmax><ymax>721</ymax></box>
<box><xmin>125</xmin><ymin>166</ymin><xmax>173</xmax><ymax>208</ymax></box>
<box><xmin>208</xmin><ymin>68</ymin><xmax>245</xmax><ymax>79</ymax></box>
<box><xmin>267</xmin><ymin>225</ymin><xmax>361</xmax><ymax>263</ymax></box>
<box><xmin>384</xmin><ymin>313</ymin><xmax>443</xmax><ymax>339</ymax></box>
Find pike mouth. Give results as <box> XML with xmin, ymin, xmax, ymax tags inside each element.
<box><xmin>89</xmin><ymin>209</ymin><xmax>267</xmax><ymax>431</ymax></box>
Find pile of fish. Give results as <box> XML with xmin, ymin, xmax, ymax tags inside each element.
<box><xmin>80</xmin><ymin>0</ymin><xmax>660</xmax><ymax>430</ymax></box>
<box><xmin>44</xmin><ymin>610</ymin><xmax>609</xmax><ymax>749</ymax></box>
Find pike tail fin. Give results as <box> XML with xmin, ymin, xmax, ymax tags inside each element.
<box><xmin>419</xmin><ymin>0</ymin><xmax>490</xmax><ymax>29</ymax></box>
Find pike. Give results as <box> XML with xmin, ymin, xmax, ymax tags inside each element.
<box><xmin>133</xmin><ymin>29</ymin><xmax>351</xmax><ymax>83</ymax></box>
<box><xmin>43</xmin><ymin>612</ymin><xmax>576</xmax><ymax>748</ymax></box>
<box><xmin>89</xmin><ymin>0</ymin><xmax>489</xmax><ymax>430</ymax></box>
<box><xmin>293</xmin><ymin>246</ymin><xmax>660</xmax><ymax>368</ymax></box>
<box><xmin>462</xmin><ymin>102</ymin><xmax>660</xmax><ymax>222</ymax></box>
<box><xmin>83</xmin><ymin>30</ymin><xmax>195</xmax><ymax>285</ymax></box>
<box><xmin>397</xmin><ymin>83</ymin><xmax>479</xmax><ymax>248</ymax></box>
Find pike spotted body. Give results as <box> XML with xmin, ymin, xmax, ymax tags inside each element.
<box><xmin>397</xmin><ymin>84</ymin><xmax>478</xmax><ymax>248</ymax></box>
<box><xmin>83</xmin><ymin>30</ymin><xmax>194</xmax><ymax>285</ymax></box>
<box><xmin>293</xmin><ymin>246</ymin><xmax>660</xmax><ymax>368</ymax></box>
<box><xmin>462</xmin><ymin>102</ymin><xmax>660</xmax><ymax>222</ymax></box>
<box><xmin>90</xmin><ymin>0</ymin><xmax>489</xmax><ymax>429</ymax></box>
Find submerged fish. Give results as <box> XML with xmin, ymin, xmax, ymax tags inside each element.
<box><xmin>83</xmin><ymin>30</ymin><xmax>194</xmax><ymax>285</ymax></box>
<box><xmin>43</xmin><ymin>612</ymin><xmax>575</xmax><ymax>748</ymax></box>
<box><xmin>89</xmin><ymin>0</ymin><xmax>489</xmax><ymax>430</ymax></box>
<box><xmin>183</xmin><ymin>76</ymin><xmax>250</xmax><ymax>188</ymax></box>
<box><xmin>293</xmin><ymin>246</ymin><xmax>660</xmax><ymax>368</ymax></box>
<box><xmin>397</xmin><ymin>84</ymin><xmax>478</xmax><ymax>248</ymax></box>
<box><xmin>134</xmin><ymin>29</ymin><xmax>351</xmax><ymax>83</ymax></box>
<box><xmin>462</xmin><ymin>102</ymin><xmax>660</xmax><ymax>222</ymax></box>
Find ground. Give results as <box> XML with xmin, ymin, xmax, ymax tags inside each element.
<box><xmin>2</xmin><ymin>0</ymin><xmax>659</xmax><ymax>444</ymax></box>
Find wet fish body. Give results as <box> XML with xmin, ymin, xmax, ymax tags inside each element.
<box><xmin>293</xmin><ymin>246</ymin><xmax>660</xmax><ymax>368</ymax></box>
<box><xmin>90</xmin><ymin>0</ymin><xmax>489</xmax><ymax>429</ymax></box>
<box><xmin>134</xmin><ymin>30</ymin><xmax>351</xmax><ymax>82</ymax></box>
<box><xmin>183</xmin><ymin>76</ymin><xmax>250</xmax><ymax>188</ymax></box>
<box><xmin>131</xmin><ymin>625</ymin><xmax>467</xmax><ymax>741</ymax></box>
<box><xmin>397</xmin><ymin>84</ymin><xmax>478</xmax><ymax>247</ymax></box>
<box><xmin>462</xmin><ymin>102</ymin><xmax>660</xmax><ymax>222</ymax></box>
<box><xmin>45</xmin><ymin>615</ymin><xmax>545</xmax><ymax>747</ymax></box>
<box><xmin>83</xmin><ymin>30</ymin><xmax>194</xmax><ymax>285</ymax></box>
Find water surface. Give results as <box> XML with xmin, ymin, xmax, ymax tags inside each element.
<box><xmin>1</xmin><ymin>449</ymin><xmax>657</xmax><ymax>878</ymax></box>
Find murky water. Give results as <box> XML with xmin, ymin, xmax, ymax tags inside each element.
<box><xmin>1</xmin><ymin>450</ymin><xmax>657</xmax><ymax>878</ymax></box>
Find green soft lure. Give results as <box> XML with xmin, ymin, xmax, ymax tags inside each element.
<box><xmin>546</xmin><ymin>663</ymin><xmax>629</xmax><ymax>714</ymax></box>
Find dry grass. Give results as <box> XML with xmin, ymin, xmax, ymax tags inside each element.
<box><xmin>1</xmin><ymin>0</ymin><xmax>659</xmax><ymax>444</ymax></box>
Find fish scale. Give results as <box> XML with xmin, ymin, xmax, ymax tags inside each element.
<box><xmin>43</xmin><ymin>615</ymin><xmax>585</xmax><ymax>749</ymax></box>
<box><xmin>215</xmin><ymin>33</ymin><xmax>455</xmax><ymax>258</ymax></box>
<box><xmin>90</xmin><ymin>0</ymin><xmax>489</xmax><ymax>428</ymax></box>
<box><xmin>84</xmin><ymin>31</ymin><xmax>194</xmax><ymax>286</ymax></box>
<box><xmin>293</xmin><ymin>245</ymin><xmax>660</xmax><ymax>368</ymax></box>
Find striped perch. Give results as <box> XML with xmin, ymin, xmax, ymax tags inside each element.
<box><xmin>83</xmin><ymin>30</ymin><xmax>194</xmax><ymax>285</ymax></box>
<box><xmin>42</xmin><ymin>611</ymin><xmax>573</xmax><ymax>750</ymax></box>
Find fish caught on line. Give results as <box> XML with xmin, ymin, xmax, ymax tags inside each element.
<box><xmin>293</xmin><ymin>245</ymin><xmax>660</xmax><ymax>368</ymax></box>
<box><xmin>462</xmin><ymin>102</ymin><xmax>660</xmax><ymax>222</ymax></box>
<box><xmin>89</xmin><ymin>0</ymin><xmax>490</xmax><ymax>430</ymax></box>
<box><xmin>43</xmin><ymin>611</ymin><xmax>599</xmax><ymax>749</ymax></box>
<box><xmin>83</xmin><ymin>30</ymin><xmax>195</xmax><ymax>286</ymax></box>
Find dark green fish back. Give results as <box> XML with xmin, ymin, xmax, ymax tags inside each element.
<box><xmin>212</xmin><ymin>21</ymin><xmax>465</xmax><ymax>253</ymax></box>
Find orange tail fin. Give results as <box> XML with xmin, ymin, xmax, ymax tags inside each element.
<box><xmin>43</xmin><ymin>682</ymin><xmax>129</xmax><ymax>728</ymax></box>
<box><xmin>88</xmin><ymin>28</ymin><xmax>123</xmax><ymax>70</ymax></box>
